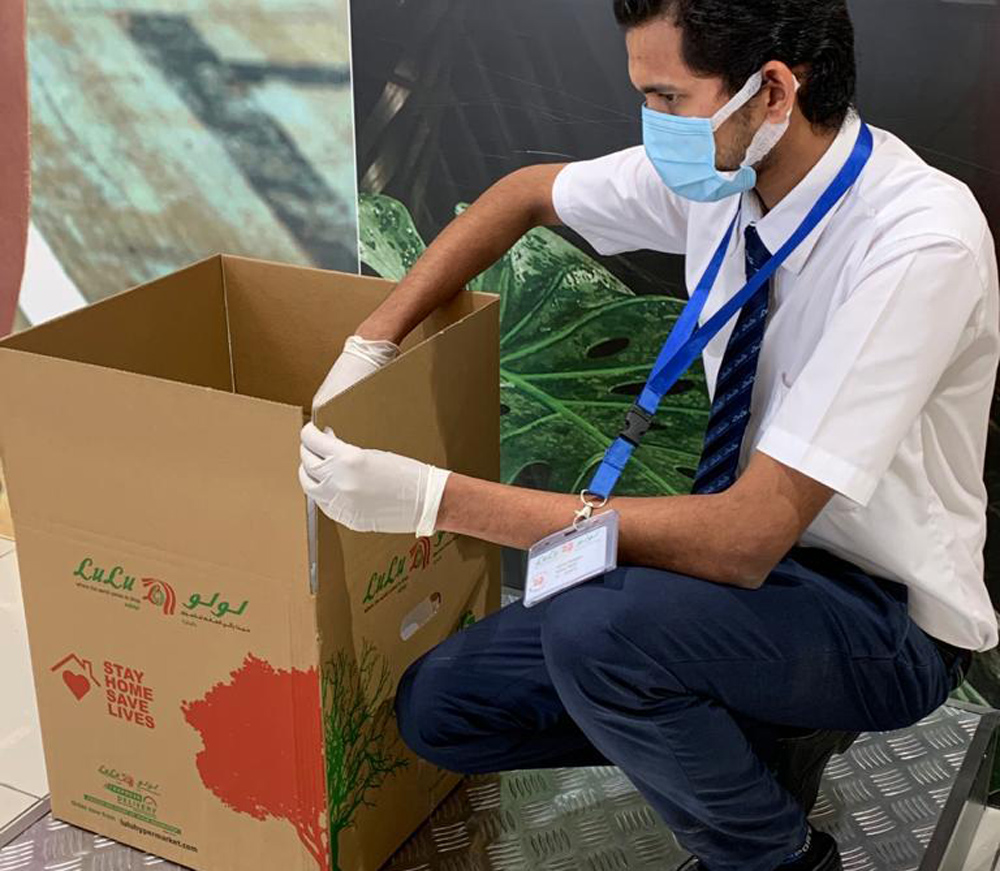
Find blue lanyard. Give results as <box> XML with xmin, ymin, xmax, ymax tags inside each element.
<box><xmin>586</xmin><ymin>120</ymin><xmax>874</xmax><ymax>502</ymax></box>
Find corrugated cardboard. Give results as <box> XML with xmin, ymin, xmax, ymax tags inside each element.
<box><xmin>0</xmin><ymin>463</ymin><xmax>12</xmax><ymax>539</ymax></box>
<box><xmin>0</xmin><ymin>254</ymin><xmax>502</xmax><ymax>871</ymax></box>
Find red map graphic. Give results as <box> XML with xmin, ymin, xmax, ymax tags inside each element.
<box><xmin>181</xmin><ymin>655</ymin><xmax>328</xmax><ymax>871</ymax></box>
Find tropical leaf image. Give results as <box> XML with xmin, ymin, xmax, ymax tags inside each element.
<box><xmin>360</xmin><ymin>192</ymin><xmax>710</xmax><ymax>497</ymax></box>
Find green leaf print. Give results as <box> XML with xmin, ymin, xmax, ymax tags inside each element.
<box><xmin>359</xmin><ymin>192</ymin><xmax>710</xmax><ymax>496</ymax></box>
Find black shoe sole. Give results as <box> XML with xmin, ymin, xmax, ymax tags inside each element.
<box><xmin>679</xmin><ymin>827</ymin><xmax>843</xmax><ymax>870</ymax></box>
<box><xmin>812</xmin><ymin>829</ymin><xmax>845</xmax><ymax>870</ymax></box>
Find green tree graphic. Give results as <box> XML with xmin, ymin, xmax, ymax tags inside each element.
<box><xmin>322</xmin><ymin>640</ymin><xmax>408</xmax><ymax>870</ymax></box>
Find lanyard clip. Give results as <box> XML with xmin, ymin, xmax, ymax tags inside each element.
<box><xmin>573</xmin><ymin>489</ymin><xmax>609</xmax><ymax>530</ymax></box>
<box><xmin>619</xmin><ymin>402</ymin><xmax>654</xmax><ymax>447</ymax></box>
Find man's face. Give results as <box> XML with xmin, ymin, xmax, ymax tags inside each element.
<box><xmin>626</xmin><ymin>17</ymin><xmax>765</xmax><ymax>171</ymax></box>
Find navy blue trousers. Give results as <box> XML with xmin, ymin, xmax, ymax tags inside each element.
<box><xmin>395</xmin><ymin>545</ymin><xmax>959</xmax><ymax>871</ymax></box>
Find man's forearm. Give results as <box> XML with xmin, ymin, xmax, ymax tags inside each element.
<box><xmin>435</xmin><ymin>473</ymin><xmax>771</xmax><ymax>589</ymax></box>
<box><xmin>356</xmin><ymin>165</ymin><xmax>564</xmax><ymax>345</ymax></box>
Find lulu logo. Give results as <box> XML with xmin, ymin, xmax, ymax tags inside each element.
<box><xmin>411</xmin><ymin>536</ymin><xmax>432</xmax><ymax>570</ymax></box>
<box><xmin>51</xmin><ymin>653</ymin><xmax>102</xmax><ymax>701</ymax></box>
<box><xmin>363</xmin><ymin>532</ymin><xmax>451</xmax><ymax>606</ymax></box>
<box><xmin>74</xmin><ymin>558</ymin><xmax>136</xmax><ymax>591</ymax></box>
<box><xmin>73</xmin><ymin>558</ymin><xmax>250</xmax><ymax>623</ymax></box>
<box><xmin>141</xmin><ymin>578</ymin><xmax>177</xmax><ymax>616</ymax></box>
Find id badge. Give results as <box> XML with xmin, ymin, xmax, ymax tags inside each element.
<box><xmin>523</xmin><ymin>509</ymin><xmax>619</xmax><ymax>608</ymax></box>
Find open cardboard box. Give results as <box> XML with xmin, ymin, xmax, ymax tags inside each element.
<box><xmin>0</xmin><ymin>254</ymin><xmax>502</xmax><ymax>871</ymax></box>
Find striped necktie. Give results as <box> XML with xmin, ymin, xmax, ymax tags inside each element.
<box><xmin>690</xmin><ymin>224</ymin><xmax>772</xmax><ymax>495</ymax></box>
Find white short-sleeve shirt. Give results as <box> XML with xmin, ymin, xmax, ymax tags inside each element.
<box><xmin>552</xmin><ymin>112</ymin><xmax>1000</xmax><ymax>652</ymax></box>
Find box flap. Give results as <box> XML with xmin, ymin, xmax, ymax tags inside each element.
<box><xmin>0</xmin><ymin>255</ymin><xmax>233</xmax><ymax>393</ymax></box>
<box><xmin>310</xmin><ymin>289</ymin><xmax>503</xmax><ymax>871</ymax></box>
<box><xmin>0</xmin><ymin>349</ymin><xmax>308</xmax><ymax>585</ymax></box>
<box><xmin>0</xmin><ymin>338</ymin><xmax>326</xmax><ymax>870</ymax></box>
<box><xmin>220</xmin><ymin>253</ymin><xmax>494</xmax><ymax>408</ymax></box>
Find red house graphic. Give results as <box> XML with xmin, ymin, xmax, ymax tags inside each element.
<box><xmin>51</xmin><ymin>653</ymin><xmax>101</xmax><ymax>701</ymax></box>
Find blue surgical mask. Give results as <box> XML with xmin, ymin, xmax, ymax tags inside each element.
<box><xmin>642</xmin><ymin>71</ymin><xmax>797</xmax><ymax>202</ymax></box>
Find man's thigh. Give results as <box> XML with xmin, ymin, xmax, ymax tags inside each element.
<box><xmin>539</xmin><ymin>545</ymin><xmax>953</xmax><ymax>734</ymax></box>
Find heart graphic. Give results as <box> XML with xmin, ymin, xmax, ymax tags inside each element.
<box><xmin>63</xmin><ymin>670</ymin><xmax>91</xmax><ymax>700</ymax></box>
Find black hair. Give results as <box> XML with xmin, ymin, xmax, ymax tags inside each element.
<box><xmin>612</xmin><ymin>0</ymin><xmax>856</xmax><ymax>131</ymax></box>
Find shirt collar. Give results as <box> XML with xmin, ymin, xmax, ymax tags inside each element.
<box><xmin>741</xmin><ymin>112</ymin><xmax>863</xmax><ymax>276</ymax></box>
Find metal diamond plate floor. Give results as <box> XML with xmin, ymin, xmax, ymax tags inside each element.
<box><xmin>1</xmin><ymin>702</ymin><xmax>995</xmax><ymax>871</ymax></box>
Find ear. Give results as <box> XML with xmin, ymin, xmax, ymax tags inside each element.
<box><xmin>760</xmin><ymin>61</ymin><xmax>800</xmax><ymax>123</ymax></box>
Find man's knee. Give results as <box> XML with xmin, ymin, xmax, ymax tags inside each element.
<box><xmin>394</xmin><ymin>653</ymin><xmax>480</xmax><ymax>773</ymax></box>
<box><xmin>539</xmin><ymin>570</ymin><xmax>701</xmax><ymax>693</ymax></box>
<box><xmin>539</xmin><ymin>585</ymin><xmax>623</xmax><ymax>686</ymax></box>
<box><xmin>395</xmin><ymin>657</ymin><xmax>446</xmax><ymax>759</ymax></box>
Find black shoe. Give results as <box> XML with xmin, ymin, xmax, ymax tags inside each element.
<box><xmin>775</xmin><ymin>728</ymin><xmax>860</xmax><ymax>815</ymax></box>
<box><xmin>678</xmin><ymin>822</ymin><xmax>843</xmax><ymax>871</ymax></box>
<box><xmin>752</xmin><ymin>726</ymin><xmax>860</xmax><ymax>816</ymax></box>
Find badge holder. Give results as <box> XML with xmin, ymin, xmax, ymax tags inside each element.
<box><xmin>523</xmin><ymin>490</ymin><xmax>620</xmax><ymax>608</ymax></box>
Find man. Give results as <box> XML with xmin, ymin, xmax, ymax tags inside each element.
<box><xmin>299</xmin><ymin>1</ymin><xmax>999</xmax><ymax>869</ymax></box>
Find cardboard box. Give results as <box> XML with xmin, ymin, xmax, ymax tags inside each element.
<box><xmin>0</xmin><ymin>254</ymin><xmax>502</xmax><ymax>871</ymax></box>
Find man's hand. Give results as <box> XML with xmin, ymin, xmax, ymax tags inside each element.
<box><xmin>312</xmin><ymin>334</ymin><xmax>401</xmax><ymax>412</ymax></box>
<box><xmin>298</xmin><ymin>422</ymin><xmax>452</xmax><ymax>538</ymax></box>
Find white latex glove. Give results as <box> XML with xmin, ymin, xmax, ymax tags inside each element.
<box><xmin>312</xmin><ymin>334</ymin><xmax>401</xmax><ymax>412</ymax></box>
<box><xmin>299</xmin><ymin>421</ymin><xmax>452</xmax><ymax>538</ymax></box>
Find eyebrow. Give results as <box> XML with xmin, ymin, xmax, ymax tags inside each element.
<box><xmin>641</xmin><ymin>83</ymin><xmax>684</xmax><ymax>94</ymax></box>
